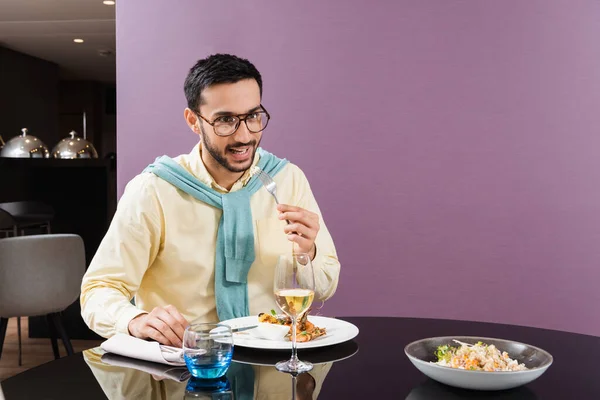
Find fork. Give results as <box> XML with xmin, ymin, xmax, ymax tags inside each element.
<box><xmin>255</xmin><ymin>168</ymin><xmax>292</xmax><ymax>226</ymax></box>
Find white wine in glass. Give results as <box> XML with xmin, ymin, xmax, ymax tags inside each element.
<box><xmin>273</xmin><ymin>253</ymin><xmax>316</xmax><ymax>373</ymax></box>
<box><xmin>275</xmin><ymin>288</ymin><xmax>314</xmax><ymax>317</ymax></box>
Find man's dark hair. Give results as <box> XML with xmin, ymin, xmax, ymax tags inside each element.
<box><xmin>184</xmin><ymin>53</ymin><xmax>263</xmax><ymax>111</ymax></box>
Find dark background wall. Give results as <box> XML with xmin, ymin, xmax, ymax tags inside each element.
<box><xmin>58</xmin><ymin>80</ymin><xmax>116</xmax><ymax>156</ymax></box>
<box><xmin>0</xmin><ymin>46</ymin><xmax>59</xmax><ymax>147</ymax></box>
<box><xmin>0</xmin><ymin>46</ymin><xmax>116</xmax><ymax>156</ymax></box>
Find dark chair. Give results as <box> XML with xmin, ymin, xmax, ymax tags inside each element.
<box><xmin>0</xmin><ymin>208</ymin><xmax>16</xmax><ymax>234</ymax></box>
<box><xmin>0</xmin><ymin>201</ymin><xmax>55</xmax><ymax>235</ymax></box>
<box><xmin>0</xmin><ymin>234</ymin><xmax>86</xmax><ymax>365</ymax></box>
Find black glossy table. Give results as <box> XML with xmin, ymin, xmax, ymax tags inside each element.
<box><xmin>2</xmin><ymin>317</ymin><xmax>599</xmax><ymax>399</ymax></box>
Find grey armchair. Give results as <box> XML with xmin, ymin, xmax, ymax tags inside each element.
<box><xmin>0</xmin><ymin>234</ymin><xmax>86</xmax><ymax>365</ymax></box>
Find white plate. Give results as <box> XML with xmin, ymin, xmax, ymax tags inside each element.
<box><xmin>219</xmin><ymin>316</ymin><xmax>359</xmax><ymax>350</ymax></box>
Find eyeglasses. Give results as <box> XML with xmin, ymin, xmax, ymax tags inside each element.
<box><xmin>195</xmin><ymin>105</ymin><xmax>270</xmax><ymax>137</ymax></box>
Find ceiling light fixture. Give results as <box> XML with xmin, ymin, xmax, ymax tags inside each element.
<box><xmin>103</xmin><ymin>1</ymin><xmax>116</xmax><ymax>5</ymax></box>
<box><xmin>73</xmin><ymin>39</ymin><xmax>84</xmax><ymax>43</ymax></box>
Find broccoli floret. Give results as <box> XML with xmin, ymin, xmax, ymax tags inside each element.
<box><xmin>435</xmin><ymin>345</ymin><xmax>455</xmax><ymax>363</ymax></box>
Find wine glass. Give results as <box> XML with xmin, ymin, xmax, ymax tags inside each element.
<box><xmin>273</xmin><ymin>253</ymin><xmax>316</xmax><ymax>374</ymax></box>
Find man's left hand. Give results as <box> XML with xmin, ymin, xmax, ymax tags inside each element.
<box><xmin>277</xmin><ymin>204</ymin><xmax>319</xmax><ymax>259</ymax></box>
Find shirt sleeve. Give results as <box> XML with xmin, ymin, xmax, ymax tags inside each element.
<box><xmin>80</xmin><ymin>174</ymin><xmax>163</xmax><ymax>338</ymax></box>
<box><xmin>291</xmin><ymin>165</ymin><xmax>341</xmax><ymax>301</ymax></box>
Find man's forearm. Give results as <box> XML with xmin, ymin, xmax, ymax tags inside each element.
<box><xmin>80</xmin><ymin>286</ymin><xmax>146</xmax><ymax>338</ymax></box>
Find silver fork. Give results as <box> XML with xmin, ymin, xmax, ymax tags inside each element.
<box><xmin>256</xmin><ymin>168</ymin><xmax>292</xmax><ymax>226</ymax></box>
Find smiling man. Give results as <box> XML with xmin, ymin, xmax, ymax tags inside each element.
<box><xmin>80</xmin><ymin>54</ymin><xmax>340</xmax><ymax>346</ymax></box>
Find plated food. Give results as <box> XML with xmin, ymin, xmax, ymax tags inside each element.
<box><xmin>220</xmin><ymin>315</ymin><xmax>359</xmax><ymax>350</ymax></box>
<box><xmin>434</xmin><ymin>339</ymin><xmax>528</xmax><ymax>372</ymax></box>
<box><xmin>258</xmin><ymin>310</ymin><xmax>327</xmax><ymax>342</ymax></box>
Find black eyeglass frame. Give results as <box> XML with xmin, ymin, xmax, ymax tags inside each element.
<box><xmin>194</xmin><ymin>105</ymin><xmax>271</xmax><ymax>137</ymax></box>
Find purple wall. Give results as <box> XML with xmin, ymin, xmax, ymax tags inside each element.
<box><xmin>117</xmin><ymin>1</ymin><xmax>600</xmax><ymax>336</ymax></box>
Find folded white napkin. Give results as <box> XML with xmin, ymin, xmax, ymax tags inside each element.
<box><xmin>101</xmin><ymin>353</ymin><xmax>191</xmax><ymax>382</ymax></box>
<box><xmin>100</xmin><ymin>334</ymin><xmax>185</xmax><ymax>366</ymax></box>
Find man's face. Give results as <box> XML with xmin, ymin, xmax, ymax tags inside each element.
<box><xmin>196</xmin><ymin>79</ymin><xmax>263</xmax><ymax>174</ymax></box>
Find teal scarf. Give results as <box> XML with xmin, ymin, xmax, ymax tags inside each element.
<box><xmin>144</xmin><ymin>148</ymin><xmax>288</xmax><ymax>321</ymax></box>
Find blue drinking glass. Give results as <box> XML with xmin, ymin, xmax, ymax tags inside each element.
<box><xmin>183</xmin><ymin>323</ymin><xmax>234</xmax><ymax>379</ymax></box>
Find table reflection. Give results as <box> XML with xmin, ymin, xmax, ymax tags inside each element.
<box><xmin>82</xmin><ymin>340</ymin><xmax>359</xmax><ymax>399</ymax></box>
<box><xmin>405</xmin><ymin>379</ymin><xmax>539</xmax><ymax>400</ymax></box>
<box><xmin>184</xmin><ymin>375</ymin><xmax>232</xmax><ymax>399</ymax></box>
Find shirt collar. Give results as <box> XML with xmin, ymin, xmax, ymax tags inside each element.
<box><xmin>186</xmin><ymin>142</ymin><xmax>260</xmax><ymax>193</ymax></box>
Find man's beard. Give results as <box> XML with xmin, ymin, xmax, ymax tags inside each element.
<box><xmin>200</xmin><ymin>125</ymin><xmax>260</xmax><ymax>173</ymax></box>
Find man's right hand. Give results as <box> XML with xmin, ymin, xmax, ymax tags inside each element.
<box><xmin>128</xmin><ymin>305</ymin><xmax>189</xmax><ymax>347</ymax></box>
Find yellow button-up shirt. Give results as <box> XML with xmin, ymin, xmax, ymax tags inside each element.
<box><xmin>81</xmin><ymin>143</ymin><xmax>340</xmax><ymax>338</ymax></box>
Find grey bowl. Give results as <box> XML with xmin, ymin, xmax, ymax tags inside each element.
<box><xmin>404</xmin><ymin>336</ymin><xmax>553</xmax><ymax>391</ymax></box>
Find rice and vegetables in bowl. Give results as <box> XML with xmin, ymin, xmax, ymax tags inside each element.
<box><xmin>404</xmin><ymin>336</ymin><xmax>552</xmax><ymax>390</ymax></box>
<box><xmin>434</xmin><ymin>339</ymin><xmax>528</xmax><ymax>372</ymax></box>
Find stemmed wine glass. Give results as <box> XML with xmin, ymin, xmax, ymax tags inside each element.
<box><xmin>273</xmin><ymin>253</ymin><xmax>316</xmax><ymax>374</ymax></box>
